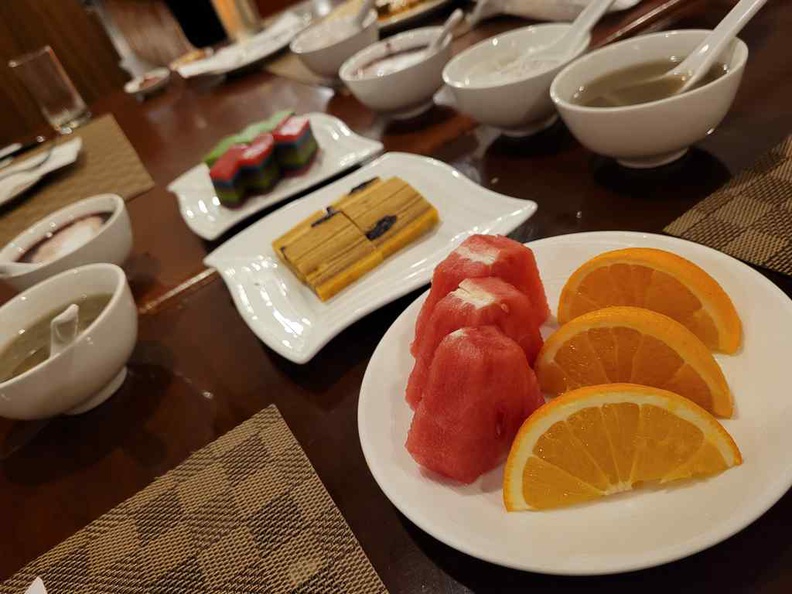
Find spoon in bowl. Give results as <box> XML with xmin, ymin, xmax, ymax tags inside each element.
<box><xmin>425</xmin><ymin>9</ymin><xmax>465</xmax><ymax>55</ymax></box>
<box><xmin>50</xmin><ymin>304</ymin><xmax>79</xmax><ymax>357</ymax></box>
<box><xmin>600</xmin><ymin>0</ymin><xmax>767</xmax><ymax>104</ymax></box>
<box><xmin>353</xmin><ymin>0</ymin><xmax>376</xmax><ymax>28</ymax></box>
<box><xmin>493</xmin><ymin>0</ymin><xmax>615</xmax><ymax>79</ymax></box>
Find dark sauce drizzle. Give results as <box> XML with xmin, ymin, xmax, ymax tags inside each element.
<box><xmin>348</xmin><ymin>177</ymin><xmax>380</xmax><ymax>195</ymax></box>
<box><xmin>366</xmin><ymin>215</ymin><xmax>397</xmax><ymax>240</ymax></box>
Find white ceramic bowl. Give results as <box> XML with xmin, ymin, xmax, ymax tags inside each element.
<box><xmin>340</xmin><ymin>26</ymin><xmax>453</xmax><ymax>118</ymax></box>
<box><xmin>441</xmin><ymin>23</ymin><xmax>589</xmax><ymax>136</ymax></box>
<box><xmin>291</xmin><ymin>10</ymin><xmax>378</xmax><ymax>78</ymax></box>
<box><xmin>551</xmin><ymin>30</ymin><xmax>748</xmax><ymax>168</ymax></box>
<box><xmin>0</xmin><ymin>264</ymin><xmax>137</xmax><ymax>419</ymax></box>
<box><xmin>0</xmin><ymin>194</ymin><xmax>133</xmax><ymax>292</ymax></box>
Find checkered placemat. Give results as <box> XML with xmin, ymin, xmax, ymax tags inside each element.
<box><xmin>0</xmin><ymin>406</ymin><xmax>386</xmax><ymax>594</ymax></box>
<box><xmin>665</xmin><ymin>136</ymin><xmax>792</xmax><ymax>276</ymax></box>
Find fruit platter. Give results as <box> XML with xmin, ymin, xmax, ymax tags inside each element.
<box><xmin>358</xmin><ymin>230</ymin><xmax>792</xmax><ymax>574</ymax></box>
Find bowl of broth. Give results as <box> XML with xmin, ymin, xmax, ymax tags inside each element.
<box><xmin>550</xmin><ymin>30</ymin><xmax>748</xmax><ymax>168</ymax></box>
<box><xmin>0</xmin><ymin>263</ymin><xmax>137</xmax><ymax>419</ymax></box>
<box><xmin>441</xmin><ymin>23</ymin><xmax>589</xmax><ymax>136</ymax></box>
<box><xmin>0</xmin><ymin>193</ymin><xmax>132</xmax><ymax>291</ymax></box>
<box><xmin>291</xmin><ymin>10</ymin><xmax>379</xmax><ymax>79</ymax></box>
<box><xmin>340</xmin><ymin>26</ymin><xmax>452</xmax><ymax>118</ymax></box>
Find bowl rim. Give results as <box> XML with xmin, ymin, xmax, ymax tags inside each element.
<box><xmin>0</xmin><ymin>193</ymin><xmax>126</xmax><ymax>275</ymax></box>
<box><xmin>0</xmin><ymin>263</ymin><xmax>128</xmax><ymax>388</ymax></box>
<box><xmin>443</xmin><ymin>22</ymin><xmax>586</xmax><ymax>91</ymax></box>
<box><xmin>550</xmin><ymin>29</ymin><xmax>749</xmax><ymax>114</ymax></box>
<box><xmin>339</xmin><ymin>25</ymin><xmax>449</xmax><ymax>83</ymax></box>
<box><xmin>290</xmin><ymin>9</ymin><xmax>378</xmax><ymax>55</ymax></box>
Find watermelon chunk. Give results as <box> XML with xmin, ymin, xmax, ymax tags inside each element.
<box><xmin>406</xmin><ymin>276</ymin><xmax>543</xmax><ymax>409</ymax></box>
<box><xmin>411</xmin><ymin>235</ymin><xmax>549</xmax><ymax>357</ymax></box>
<box><xmin>406</xmin><ymin>326</ymin><xmax>544</xmax><ymax>484</ymax></box>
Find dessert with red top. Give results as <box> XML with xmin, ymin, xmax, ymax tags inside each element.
<box><xmin>273</xmin><ymin>115</ymin><xmax>319</xmax><ymax>171</ymax></box>
<box><xmin>209</xmin><ymin>145</ymin><xmax>246</xmax><ymax>206</ymax></box>
<box><xmin>238</xmin><ymin>133</ymin><xmax>280</xmax><ymax>192</ymax></box>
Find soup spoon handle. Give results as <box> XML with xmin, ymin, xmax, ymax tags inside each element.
<box><xmin>551</xmin><ymin>0</ymin><xmax>616</xmax><ymax>58</ymax></box>
<box><xmin>672</xmin><ymin>0</ymin><xmax>768</xmax><ymax>93</ymax></box>
<box><xmin>426</xmin><ymin>9</ymin><xmax>464</xmax><ymax>54</ymax></box>
<box><xmin>50</xmin><ymin>304</ymin><xmax>79</xmax><ymax>357</ymax></box>
<box><xmin>353</xmin><ymin>0</ymin><xmax>375</xmax><ymax>29</ymax></box>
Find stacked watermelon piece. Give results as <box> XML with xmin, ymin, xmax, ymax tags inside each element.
<box><xmin>405</xmin><ymin>234</ymin><xmax>549</xmax><ymax>484</ymax></box>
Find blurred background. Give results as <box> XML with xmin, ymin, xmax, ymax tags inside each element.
<box><xmin>0</xmin><ymin>0</ymin><xmax>297</xmax><ymax>144</ymax></box>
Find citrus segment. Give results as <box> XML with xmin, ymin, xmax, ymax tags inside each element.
<box><xmin>503</xmin><ymin>384</ymin><xmax>742</xmax><ymax>511</ymax></box>
<box><xmin>535</xmin><ymin>306</ymin><xmax>733</xmax><ymax>417</ymax></box>
<box><xmin>557</xmin><ymin>248</ymin><xmax>742</xmax><ymax>353</ymax></box>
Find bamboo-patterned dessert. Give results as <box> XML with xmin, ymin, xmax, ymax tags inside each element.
<box><xmin>273</xmin><ymin>176</ymin><xmax>439</xmax><ymax>301</ymax></box>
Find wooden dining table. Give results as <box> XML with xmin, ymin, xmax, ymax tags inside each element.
<box><xmin>1</xmin><ymin>0</ymin><xmax>791</xmax><ymax>591</ymax></box>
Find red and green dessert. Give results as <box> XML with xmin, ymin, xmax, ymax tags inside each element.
<box><xmin>273</xmin><ymin>116</ymin><xmax>319</xmax><ymax>171</ymax></box>
<box><xmin>209</xmin><ymin>146</ymin><xmax>246</xmax><ymax>206</ymax></box>
<box><xmin>239</xmin><ymin>133</ymin><xmax>280</xmax><ymax>192</ymax></box>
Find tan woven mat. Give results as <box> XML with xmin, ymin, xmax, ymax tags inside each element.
<box><xmin>0</xmin><ymin>406</ymin><xmax>386</xmax><ymax>594</ymax></box>
<box><xmin>0</xmin><ymin>114</ymin><xmax>154</xmax><ymax>246</ymax></box>
<box><xmin>665</xmin><ymin>136</ymin><xmax>792</xmax><ymax>276</ymax></box>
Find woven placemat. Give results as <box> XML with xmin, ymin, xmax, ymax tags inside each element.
<box><xmin>0</xmin><ymin>406</ymin><xmax>386</xmax><ymax>594</ymax></box>
<box><xmin>665</xmin><ymin>136</ymin><xmax>792</xmax><ymax>276</ymax></box>
<box><xmin>0</xmin><ymin>114</ymin><xmax>154</xmax><ymax>246</ymax></box>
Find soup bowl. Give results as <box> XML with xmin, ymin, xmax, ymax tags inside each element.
<box><xmin>550</xmin><ymin>30</ymin><xmax>748</xmax><ymax>168</ymax></box>
<box><xmin>291</xmin><ymin>10</ymin><xmax>379</xmax><ymax>79</ymax></box>
<box><xmin>0</xmin><ymin>193</ymin><xmax>133</xmax><ymax>291</ymax></box>
<box><xmin>0</xmin><ymin>264</ymin><xmax>137</xmax><ymax>419</ymax></box>
<box><xmin>340</xmin><ymin>26</ymin><xmax>452</xmax><ymax>118</ymax></box>
<box><xmin>440</xmin><ymin>23</ymin><xmax>589</xmax><ymax>136</ymax></box>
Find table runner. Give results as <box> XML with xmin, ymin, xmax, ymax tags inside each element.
<box><xmin>0</xmin><ymin>406</ymin><xmax>386</xmax><ymax>594</ymax></box>
<box><xmin>0</xmin><ymin>115</ymin><xmax>154</xmax><ymax>246</ymax></box>
<box><xmin>665</xmin><ymin>136</ymin><xmax>792</xmax><ymax>276</ymax></box>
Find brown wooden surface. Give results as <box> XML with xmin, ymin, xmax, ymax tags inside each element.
<box><xmin>1</xmin><ymin>0</ymin><xmax>791</xmax><ymax>591</ymax></box>
<box><xmin>0</xmin><ymin>0</ymin><xmax>126</xmax><ymax>145</ymax></box>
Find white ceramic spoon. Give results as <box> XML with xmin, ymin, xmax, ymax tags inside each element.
<box><xmin>50</xmin><ymin>304</ymin><xmax>79</xmax><ymax>357</ymax></box>
<box><xmin>670</xmin><ymin>0</ymin><xmax>767</xmax><ymax>93</ymax></box>
<box><xmin>494</xmin><ymin>0</ymin><xmax>615</xmax><ymax>78</ymax></box>
<box><xmin>353</xmin><ymin>0</ymin><xmax>376</xmax><ymax>28</ymax></box>
<box><xmin>426</xmin><ymin>9</ymin><xmax>465</xmax><ymax>55</ymax></box>
<box><xmin>596</xmin><ymin>0</ymin><xmax>767</xmax><ymax>106</ymax></box>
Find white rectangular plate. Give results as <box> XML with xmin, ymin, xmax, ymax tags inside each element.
<box><xmin>204</xmin><ymin>152</ymin><xmax>537</xmax><ymax>363</ymax></box>
<box><xmin>168</xmin><ymin>113</ymin><xmax>383</xmax><ymax>240</ymax></box>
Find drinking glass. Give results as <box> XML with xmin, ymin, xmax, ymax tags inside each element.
<box><xmin>210</xmin><ymin>0</ymin><xmax>262</xmax><ymax>42</ymax></box>
<box><xmin>9</xmin><ymin>46</ymin><xmax>92</xmax><ymax>134</ymax></box>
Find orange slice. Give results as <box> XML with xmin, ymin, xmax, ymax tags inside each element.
<box><xmin>503</xmin><ymin>384</ymin><xmax>742</xmax><ymax>511</ymax></box>
<box><xmin>557</xmin><ymin>248</ymin><xmax>742</xmax><ymax>353</ymax></box>
<box><xmin>535</xmin><ymin>306</ymin><xmax>733</xmax><ymax>417</ymax></box>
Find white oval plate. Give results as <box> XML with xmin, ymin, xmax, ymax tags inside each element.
<box><xmin>358</xmin><ymin>231</ymin><xmax>792</xmax><ymax>575</ymax></box>
<box><xmin>204</xmin><ymin>152</ymin><xmax>536</xmax><ymax>363</ymax></box>
<box><xmin>168</xmin><ymin>113</ymin><xmax>383</xmax><ymax>240</ymax></box>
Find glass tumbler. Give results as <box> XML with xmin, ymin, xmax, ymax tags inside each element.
<box><xmin>9</xmin><ymin>46</ymin><xmax>92</xmax><ymax>134</ymax></box>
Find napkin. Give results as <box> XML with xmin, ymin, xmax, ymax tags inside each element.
<box><xmin>178</xmin><ymin>12</ymin><xmax>308</xmax><ymax>78</ymax></box>
<box><xmin>0</xmin><ymin>138</ymin><xmax>82</xmax><ymax>206</ymax></box>
<box><xmin>24</xmin><ymin>578</ymin><xmax>46</xmax><ymax>594</ymax></box>
<box><xmin>473</xmin><ymin>0</ymin><xmax>641</xmax><ymax>22</ymax></box>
